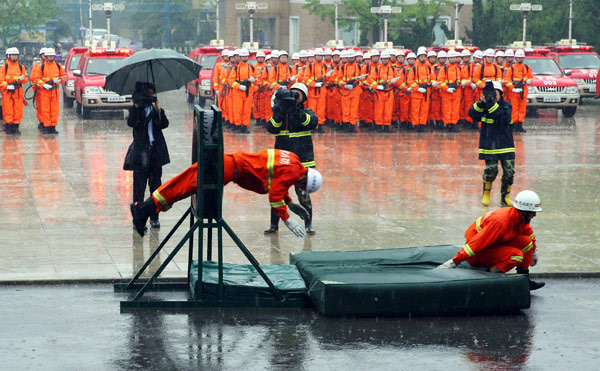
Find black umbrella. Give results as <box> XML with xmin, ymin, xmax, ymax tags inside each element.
<box><xmin>104</xmin><ymin>48</ymin><xmax>202</xmax><ymax>95</ymax></box>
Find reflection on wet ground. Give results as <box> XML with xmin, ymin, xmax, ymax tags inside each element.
<box><xmin>0</xmin><ymin>90</ymin><xmax>599</xmax><ymax>280</ymax></box>
<box><xmin>0</xmin><ymin>279</ymin><xmax>598</xmax><ymax>369</ymax></box>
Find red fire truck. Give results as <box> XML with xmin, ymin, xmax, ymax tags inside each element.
<box><xmin>547</xmin><ymin>43</ymin><xmax>599</xmax><ymax>101</ymax></box>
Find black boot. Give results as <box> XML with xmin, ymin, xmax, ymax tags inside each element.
<box><xmin>12</xmin><ymin>124</ymin><xmax>21</xmax><ymax>135</ymax></box>
<box><xmin>316</xmin><ymin>125</ymin><xmax>325</xmax><ymax>133</ymax></box>
<box><xmin>305</xmin><ymin>209</ymin><xmax>315</xmax><ymax>235</ymax></box>
<box><xmin>264</xmin><ymin>209</ymin><xmax>280</xmax><ymax>235</ymax></box>
<box><xmin>130</xmin><ymin>198</ymin><xmax>157</xmax><ymax>237</ymax></box>
<box><xmin>382</xmin><ymin>126</ymin><xmax>390</xmax><ymax>133</ymax></box>
<box><xmin>517</xmin><ymin>268</ymin><xmax>545</xmax><ymax>290</ymax></box>
<box><xmin>1</xmin><ymin>123</ymin><xmax>6</xmax><ymax>132</ymax></box>
<box><xmin>149</xmin><ymin>216</ymin><xmax>160</xmax><ymax>229</ymax></box>
<box><xmin>347</xmin><ymin>124</ymin><xmax>356</xmax><ymax>133</ymax></box>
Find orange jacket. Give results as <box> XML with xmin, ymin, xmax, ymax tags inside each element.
<box><xmin>224</xmin><ymin>149</ymin><xmax>308</xmax><ymax>221</ymax></box>
<box><xmin>504</xmin><ymin>62</ymin><xmax>533</xmax><ymax>89</ymax></box>
<box><xmin>0</xmin><ymin>60</ymin><xmax>29</xmax><ymax>91</ymax></box>
<box><xmin>437</xmin><ymin>63</ymin><xmax>462</xmax><ymax>92</ymax></box>
<box><xmin>213</xmin><ymin>61</ymin><xmax>227</xmax><ymax>91</ymax></box>
<box><xmin>407</xmin><ymin>60</ymin><xmax>433</xmax><ymax>90</ymax></box>
<box><xmin>452</xmin><ymin>207</ymin><xmax>536</xmax><ymax>264</ymax></box>
<box><xmin>303</xmin><ymin>60</ymin><xmax>328</xmax><ymax>89</ymax></box>
<box><xmin>30</xmin><ymin>60</ymin><xmax>66</xmax><ymax>90</ymax></box>
<box><xmin>474</xmin><ymin>62</ymin><xmax>502</xmax><ymax>88</ymax></box>
<box><xmin>336</xmin><ymin>62</ymin><xmax>362</xmax><ymax>88</ymax></box>
<box><xmin>228</xmin><ymin>61</ymin><xmax>256</xmax><ymax>90</ymax></box>
<box><xmin>367</xmin><ymin>62</ymin><xmax>397</xmax><ymax>89</ymax></box>
<box><xmin>269</xmin><ymin>63</ymin><xmax>293</xmax><ymax>90</ymax></box>
<box><xmin>253</xmin><ymin>61</ymin><xmax>268</xmax><ymax>89</ymax></box>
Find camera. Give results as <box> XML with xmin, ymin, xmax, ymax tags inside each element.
<box><xmin>482</xmin><ymin>81</ymin><xmax>496</xmax><ymax>107</ymax></box>
<box><xmin>133</xmin><ymin>93</ymin><xmax>157</xmax><ymax>107</ymax></box>
<box><xmin>273</xmin><ymin>89</ymin><xmax>299</xmax><ymax>113</ymax></box>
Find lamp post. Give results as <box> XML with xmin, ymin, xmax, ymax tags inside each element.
<box><xmin>370</xmin><ymin>5</ymin><xmax>402</xmax><ymax>44</ymax></box>
<box><xmin>104</xmin><ymin>3</ymin><xmax>113</xmax><ymax>46</ymax></box>
<box><xmin>568</xmin><ymin>0</ymin><xmax>573</xmax><ymax>42</ymax></box>
<box><xmin>334</xmin><ymin>0</ymin><xmax>339</xmax><ymax>44</ymax></box>
<box><xmin>510</xmin><ymin>2</ymin><xmax>542</xmax><ymax>44</ymax></box>
<box><xmin>235</xmin><ymin>2</ymin><xmax>268</xmax><ymax>45</ymax></box>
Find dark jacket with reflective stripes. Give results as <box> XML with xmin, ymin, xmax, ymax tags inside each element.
<box><xmin>266</xmin><ymin>101</ymin><xmax>318</xmax><ymax>168</ymax></box>
<box><xmin>469</xmin><ymin>98</ymin><xmax>515</xmax><ymax>161</ymax></box>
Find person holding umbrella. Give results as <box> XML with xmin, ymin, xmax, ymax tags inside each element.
<box><xmin>124</xmin><ymin>82</ymin><xmax>170</xmax><ymax>230</ymax></box>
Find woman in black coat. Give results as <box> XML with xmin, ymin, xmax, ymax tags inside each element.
<box><xmin>124</xmin><ymin>82</ymin><xmax>170</xmax><ymax>229</ymax></box>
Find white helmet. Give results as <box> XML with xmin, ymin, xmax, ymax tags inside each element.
<box><xmin>484</xmin><ymin>48</ymin><xmax>495</xmax><ymax>57</ymax></box>
<box><xmin>504</xmin><ymin>49</ymin><xmax>515</xmax><ymax>57</ymax></box>
<box><xmin>271</xmin><ymin>50</ymin><xmax>279</xmax><ymax>57</ymax></box>
<box><xmin>396</xmin><ymin>50</ymin><xmax>405</xmax><ymax>57</ymax></box>
<box><xmin>256</xmin><ymin>50</ymin><xmax>265</xmax><ymax>58</ymax></box>
<box><xmin>346</xmin><ymin>49</ymin><xmax>356</xmax><ymax>58</ymax></box>
<box><xmin>290</xmin><ymin>82</ymin><xmax>308</xmax><ymax>101</ymax></box>
<box><xmin>515</xmin><ymin>49</ymin><xmax>525</xmax><ymax>58</ymax></box>
<box><xmin>406</xmin><ymin>52</ymin><xmax>417</xmax><ymax>59</ymax></box>
<box><xmin>473</xmin><ymin>50</ymin><xmax>483</xmax><ymax>59</ymax></box>
<box><xmin>324</xmin><ymin>48</ymin><xmax>333</xmax><ymax>55</ymax></box>
<box><xmin>461</xmin><ymin>49</ymin><xmax>471</xmax><ymax>57</ymax></box>
<box><xmin>315</xmin><ymin>48</ymin><xmax>325</xmax><ymax>56</ymax></box>
<box><xmin>332</xmin><ymin>50</ymin><xmax>341</xmax><ymax>56</ymax></box>
<box><xmin>355</xmin><ymin>51</ymin><xmax>363</xmax><ymax>58</ymax></box>
<box><xmin>495</xmin><ymin>50</ymin><xmax>505</xmax><ymax>58</ymax></box>
<box><xmin>449</xmin><ymin>50</ymin><xmax>461</xmax><ymax>58</ymax></box>
<box><xmin>364</xmin><ymin>52</ymin><xmax>371</xmax><ymax>59</ymax></box>
<box><xmin>6</xmin><ymin>47</ymin><xmax>19</xmax><ymax>55</ymax></box>
<box><xmin>514</xmin><ymin>190</ymin><xmax>542</xmax><ymax>212</ymax></box>
<box><xmin>279</xmin><ymin>50</ymin><xmax>289</xmax><ymax>56</ymax></box>
<box><xmin>427</xmin><ymin>50</ymin><xmax>437</xmax><ymax>58</ymax></box>
<box><xmin>221</xmin><ymin>49</ymin><xmax>229</xmax><ymax>57</ymax></box>
<box><xmin>437</xmin><ymin>50</ymin><xmax>447</xmax><ymax>58</ymax></box>
<box><xmin>239</xmin><ymin>48</ymin><xmax>249</xmax><ymax>57</ymax></box>
<box><xmin>380</xmin><ymin>50</ymin><xmax>391</xmax><ymax>59</ymax></box>
<box><xmin>368</xmin><ymin>49</ymin><xmax>378</xmax><ymax>57</ymax></box>
<box><xmin>265</xmin><ymin>54</ymin><xmax>272</xmax><ymax>61</ymax></box>
<box><xmin>307</xmin><ymin>50</ymin><xmax>315</xmax><ymax>57</ymax></box>
<box><xmin>417</xmin><ymin>46</ymin><xmax>427</xmax><ymax>56</ymax></box>
<box><xmin>40</xmin><ymin>47</ymin><xmax>47</xmax><ymax>55</ymax></box>
<box><xmin>492</xmin><ymin>80</ymin><xmax>503</xmax><ymax>92</ymax></box>
<box><xmin>305</xmin><ymin>168</ymin><xmax>323</xmax><ymax>194</ymax></box>
<box><xmin>299</xmin><ymin>50</ymin><xmax>307</xmax><ymax>58</ymax></box>
<box><xmin>45</xmin><ymin>48</ymin><xmax>56</xmax><ymax>56</ymax></box>
<box><xmin>231</xmin><ymin>49</ymin><xmax>240</xmax><ymax>56</ymax></box>
<box><xmin>291</xmin><ymin>52</ymin><xmax>300</xmax><ymax>60</ymax></box>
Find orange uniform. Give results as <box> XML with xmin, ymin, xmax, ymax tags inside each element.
<box><xmin>30</xmin><ymin>60</ymin><xmax>66</xmax><ymax>129</ymax></box>
<box><xmin>303</xmin><ymin>61</ymin><xmax>328</xmax><ymax>125</ymax></box>
<box><xmin>269</xmin><ymin>62</ymin><xmax>293</xmax><ymax>91</ymax></box>
<box><xmin>0</xmin><ymin>60</ymin><xmax>29</xmax><ymax>126</ymax></box>
<box><xmin>397</xmin><ymin>64</ymin><xmax>412</xmax><ymax>124</ymax></box>
<box><xmin>438</xmin><ymin>63</ymin><xmax>463</xmax><ymax>126</ymax></box>
<box><xmin>473</xmin><ymin>61</ymin><xmax>503</xmax><ymax>89</ymax></box>
<box><xmin>252</xmin><ymin>61</ymin><xmax>268</xmax><ymax>123</ymax></box>
<box><xmin>452</xmin><ymin>207</ymin><xmax>536</xmax><ymax>273</ymax></box>
<box><xmin>358</xmin><ymin>62</ymin><xmax>375</xmax><ymax>126</ymax></box>
<box><xmin>429</xmin><ymin>63</ymin><xmax>444</xmax><ymax>123</ymax></box>
<box><xmin>407</xmin><ymin>60</ymin><xmax>433</xmax><ymax>127</ymax></box>
<box><xmin>368</xmin><ymin>62</ymin><xmax>397</xmax><ymax>127</ymax></box>
<box><xmin>460</xmin><ymin>61</ymin><xmax>479</xmax><ymax>125</ymax></box>
<box><xmin>152</xmin><ymin>149</ymin><xmax>307</xmax><ymax>221</ymax></box>
<box><xmin>213</xmin><ymin>60</ymin><xmax>227</xmax><ymax>112</ymax></box>
<box><xmin>337</xmin><ymin>62</ymin><xmax>363</xmax><ymax>127</ymax></box>
<box><xmin>504</xmin><ymin>62</ymin><xmax>533</xmax><ymax>124</ymax></box>
<box><xmin>326</xmin><ymin>63</ymin><xmax>342</xmax><ymax>124</ymax></box>
<box><xmin>228</xmin><ymin>61</ymin><xmax>257</xmax><ymax>128</ymax></box>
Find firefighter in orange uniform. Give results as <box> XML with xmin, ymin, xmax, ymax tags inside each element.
<box><xmin>260</xmin><ymin>52</ymin><xmax>277</xmax><ymax>127</ymax></box>
<box><xmin>337</xmin><ymin>49</ymin><xmax>365</xmax><ymax>132</ymax></box>
<box><xmin>459</xmin><ymin>49</ymin><xmax>475</xmax><ymax>129</ymax></box>
<box><xmin>303</xmin><ymin>48</ymin><xmax>329</xmax><ymax>133</ymax></box>
<box><xmin>430</xmin><ymin>50</ymin><xmax>445</xmax><ymax>129</ymax></box>
<box><xmin>269</xmin><ymin>50</ymin><xmax>293</xmax><ymax>91</ymax></box>
<box><xmin>358</xmin><ymin>51</ymin><xmax>375</xmax><ymax>131</ymax></box>
<box><xmin>407</xmin><ymin>47</ymin><xmax>433</xmax><ymax>132</ymax></box>
<box><xmin>30</xmin><ymin>48</ymin><xmax>47</xmax><ymax>131</ymax></box>
<box><xmin>0</xmin><ymin>48</ymin><xmax>28</xmax><ymax>135</ymax></box>
<box><xmin>228</xmin><ymin>48</ymin><xmax>256</xmax><ymax>133</ymax></box>
<box><xmin>398</xmin><ymin>52</ymin><xmax>415</xmax><ymax>130</ymax></box>
<box><xmin>326</xmin><ymin>50</ymin><xmax>342</xmax><ymax>128</ymax></box>
<box><xmin>504</xmin><ymin>49</ymin><xmax>533</xmax><ymax>133</ymax></box>
<box><xmin>131</xmin><ymin>149</ymin><xmax>323</xmax><ymax>238</ymax></box>
<box><xmin>368</xmin><ymin>50</ymin><xmax>398</xmax><ymax>132</ymax></box>
<box><xmin>437</xmin><ymin>190</ymin><xmax>545</xmax><ymax>291</ymax></box>
<box><xmin>474</xmin><ymin>49</ymin><xmax>503</xmax><ymax>90</ymax></box>
<box><xmin>252</xmin><ymin>50</ymin><xmax>268</xmax><ymax>126</ymax></box>
<box><xmin>438</xmin><ymin>50</ymin><xmax>463</xmax><ymax>132</ymax></box>
<box><xmin>213</xmin><ymin>49</ymin><xmax>230</xmax><ymax>118</ymax></box>
<box><xmin>30</xmin><ymin>48</ymin><xmax>66</xmax><ymax>135</ymax></box>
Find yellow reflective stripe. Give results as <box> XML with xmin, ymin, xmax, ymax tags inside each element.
<box><xmin>473</xmin><ymin>103</ymin><xmax>484</xmax><ymax>112</ymax></box>
<box><xmin>522</xmin><ymin>241</ymin><xmax>534</xmax><ymax>254</ymax></box>
<box><xmin>270</xmin><ymin>200</ymin><xmax>286</xmax><ymax>208</ymax></box>
<box><xmin>510</xmin><ymin>255</ymin><xmax>524</xmax><ymax>262</ymax></box>
<box><xmin>476</xmin><ymin>216</ymin><xmax>482</xmax><ymax>232</ymax></box>
<box><xmin>478</xmin><ymin>148</ymin><xmax>515</xmax><ymax>155</ymax></box>
<box><xmin>152</xmin><ymin>190</ymin><xmax>171</xmax><ymax>211</ymax></box>
<box><xmin>267</xmin><ymin>149</ymin><xmax>275</xmax><ymax>191</ymax></box>
<box><xmin>270</xmin><ymin>117</ymin><xmax>282</xmax><ymax>128</ymax></box>
<box><xmin>300</xmin><ymin>113</ymin><xmax>310</xmax><ymax>126</ymax></box>
<box><xmin>42</xmin><ymin>78</ymin><xmax>51</xmax><ymax>81</ymax></box>
<box><xmin>288</xmin><ymin>131</ymin><xmax>311</xmax><ymax>138</ymax></box>
<box><xmin>275</xmin><ymin>130</ymin><xmax>289</xmax><ymax>137</ymax></box>
<box><xmin>530</xmin><ymin>233</ymin><xmax>535</xmax><ymax>240</ymax></box>
<box><xmin>481</xmin><ymin>117</ymin><xmax>495</xmax><ymax>124</ymax></box>
<box><xmin>302</xmin><ymin>161</ymin><xmax>316</xmax><ymax>168</ymax></box>
<box><xmin>463</xmin><ymin>244</ymin><xmax>475</xmax><ymax>257</ymax></box>
<box><xmin>488</xmin><ymin>103</ymin><xmax>499</xmax><ymax>113</ymax></box>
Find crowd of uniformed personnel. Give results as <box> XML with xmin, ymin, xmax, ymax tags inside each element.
<box><xmin>212</xmin><ymin>46</ymin><xmax>533</xmax><ymax>134</ymax></box>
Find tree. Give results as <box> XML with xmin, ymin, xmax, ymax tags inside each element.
<box><xmin>0</xmin><ymin>0</ymin><xmax>59</xmax><ymax>47</ymax></box>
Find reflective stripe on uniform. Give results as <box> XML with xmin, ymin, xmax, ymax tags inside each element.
<box><xmin>476</xmin><ymin>216</ymin><xmax>482</xmax><ymax>232</ymax></box>
<box><xmin>473</xmin><ymin>103</ymin><xmax>484</xmax><ymax>112</ymax></box>
<box><xmin>522</xmin><ymin>241</ymin><xmax>534</xmax><ymax>253</ymax></box>
<box><xmin>152</xmin><ymin>190</ymin><xmax>171</xmax><ymax>211</ymax></box>
<box><xmin>270</xmin><ymin>117</ymin><xmax>283</xmax><ymax>128</ymax></box>
<box><xmin>302</xmin><ymin>161</ymin><xmax>315</xmax><ymax>168</ymax></box>
<box><xmin>288</xmin><ymin>131</ymin><xmax>311</xmax><ymax>138</ymax></box>
<box><xmin>270</xmin><ymin>200</ymin><xmax>286</xmax><ymax>208</ymax></box>
<box><xmin>267</xmin><ymin>149</ymin><xmax>275</xmax><ymax>191</ymax></box>
<box><xmin>478</xmin><ymin>148</ymin><xmax>515</xmax><ymax>155</ymax></box>
<box><xmin>481</xmin><ymin>117</ymin><xmax>495</xmax><ymax>124</ymax></box>
<box><xmin>510</xmin><ymin>255</ymin><xmax>524</xmax><ymax>262</ymax></box>
<box><xmin>463</xmin><ymin>244</ymin><xmax>475</xmax><ymax>257</ymax></box>
<box><xmin>300</xmin><ymin>113</ymin><xmax>310</xmax><ymax>126</ymax></box>
<box><xmin>275</xmin><ymin>130</ymin><xmax>289</xmax><ymax>137</ymax></box>
<box><xmin>488</xmin><ymin>103</ymin><xmax>499</xmax><ymax>113</ymax></box>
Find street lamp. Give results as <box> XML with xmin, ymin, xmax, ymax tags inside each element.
<box><xmin>568</xmin><ymin>0</ymin><xmax>573</xmax><ymax>42</ymax></box>
<box><xmin>104</xmin><ymin>3</ymin><xmax>113</xmax><ymax>46</ymax></box>
<box><xmin>370</xmin><ymin>5</ymin><xmax>402</xmax><ymax>44</ymax></box>
<box><xmin>510</xmin><ymin>2</ymin><xmax>542</xmax><ymax>44</ymax></box>
<box><xmin>235</xmin><ymin>2</ymin><xmax>268</xmax><ymax>46</ymax></box>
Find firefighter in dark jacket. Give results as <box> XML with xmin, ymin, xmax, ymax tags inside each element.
<box><xmin>265</xmin><ymin>82</ymin><xmax>319</xmax><ymax>235</ymax></box>
<box><xmin>469</xmin><ymin>80</ymin><xmax>514</xmax><ymax>207</ymax></box>
<box><xmin>124</xmin><ymin>82</ymin><xmax>170</xmax><ymax>230</ymax></box>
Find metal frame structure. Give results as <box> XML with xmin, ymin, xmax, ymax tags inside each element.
<box><xmin>116</xmin><ymin>104</ymin><xmax>307</xmax><ymax>309</ymax></box>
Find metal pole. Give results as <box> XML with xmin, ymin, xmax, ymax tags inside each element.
<box><xmin>522</xmin><ymin>12</ymin><xmax>527</xmax><ymax>43</ymax></box>
<box><xmin>216</xmin><ymin>0</ymin><xmax>220</xmax><ymax>40</ymax></box>
<box><xmin>106</xmin><ymin>12</ymin><xmax>111</xmax><ymax>46</ymax></box>
<box><xmin>79</xmin><ymin>0</ymin><xmax>84</xmax><ymax>45</ymax></box>
<box><xmin>454</xmin><ymin>2</ymin><xmax>459</xmax><ymax>43</ymax></box>
<box><xmin>383</xmin><ymin>17</ymin><xmax>388</xmax><ymax>43</ymax></box>
<box><xmin>335</xmin><ymin>1</ymin><xmax>339</xmax><ymax>42</ymax></box>
<box><xmin>249</xmin><ymin>12</ymin><xmax>254</xmax><ymax>43</ymax></box>
<box><xmin>88</xmin><ymin>0</ymin><xmax>93</xmax><ymax>46</ymax></box>
<box><xmin>568</xmin><ymin>0</ymin><xmax>573</xmax><ymax>42</ymax></box>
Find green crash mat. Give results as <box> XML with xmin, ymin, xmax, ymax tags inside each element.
<box><xmin>189</xmin><ymin>261</ymin><xmax>308</xmax><ymax>303</ymax></box>
<box><xmin>290</xmin><ymin>245</ymin><xmax>531</xmax><ymax>317</ymax></box>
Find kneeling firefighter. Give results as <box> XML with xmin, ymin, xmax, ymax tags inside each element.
<box><xmin>265</xmin><ymin>82</ymin><xmax>319</xmax><ymax>235</ymax></box>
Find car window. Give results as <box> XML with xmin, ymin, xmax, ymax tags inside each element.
<box><xmin>85</xmin><ymin>58</ymin><xmax>124</xmax><ymax>76</ymax></box>
<box><xmin>199</xmin><ymin>54</ymin><xmax>218</xmax><ymax>69</ymax></box>
<box><xmin>525</xmin><ymin>58</ymin><xmax>563</xmax><ymax>75</ymax></box>
<box><xmin>68</xmin><ymin>55</ymin><xmax>82</xmax><ymax>70</ymax></box>
<box><xmin>193</xmin><ymin>55</ymin><xmax>199</xmax><ymax>63</ymax></box>
<box><xmin>558</xmin><ymin>53</ymin><xmax>600</xmax><ymax>69</ymax></box>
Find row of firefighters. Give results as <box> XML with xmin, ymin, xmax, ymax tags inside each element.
<box><xmin>214</xmin><ymin>46</ymin><xmax>533</xmax><ymax>133</ymax></box>
<box><xmin>1</xmin><ymin>47</ymin><xmax>66</xmax><ymax>135</ymax></box>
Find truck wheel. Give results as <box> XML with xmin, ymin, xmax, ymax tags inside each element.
<box><xmin>76</xmin><ymin>101</ymin><xmax>82</xmax><ymax>114</ymax></box>
<box><xmin>198</xmin><ymin>97</ymin><xmax>206</xmax><ymax>107</ymax></box>
<box><xmin>562</xmin><ymin>106</ymin><xmax>577</xmax><ymax>118</ymax></box>
<box><xmin>82</xmin><ymin>106</ymin><xmax>92</xmax><ymax>119</ymax></box>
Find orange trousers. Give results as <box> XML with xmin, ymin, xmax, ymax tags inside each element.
<box><xmin>341</xmin><ymin>88</ymin><xmax>360</xmax><ymax>125</ymax></box>
<box><xmin>359</xmin><ymin>89</ymin><xmax>374</xmax><ymax>124</ymax></box>
<box><xmin>392</xmin><ymin>92</ymin><xmax>401</xmax><ymax>121</ymax></box>
<box><xmin>223</xmin><ymin>90</ymin><xmax>233</xmax><ymax>122</ymax></box>
<box><xmin>399</xmin><ymin>93</ymin><xmax>411</xmax><ymax>122</ymax></box>
<box><xmin>232</xmin><ymin>90</ymin><xmax>252</xmax><ymax>127</ymax></box>
<box><xmin>461</xmin><ymin>88</ymin><xmax>475</xmax><ymax>123</ymax></box>
<box><xmin>39</xmin><ymin>89</ymin><xmax>60</xmax><ymax>127</ymax></box>
<box><xmin>441</xmin><ymin>91</ymin><xmax>461</xmax><ymax>125</ymax></box>
<box><xmin>1</xmin><ymin>89</ymin><xmax>25</xmax><ymax>124</ymax></box>
<box><xmin>429</xmin><ymin>90</ymin><xmax>443</xmax><ymax>121</ymax></box>
<box><xmin>507</xmin><ymin>90</ymin><xmax>527</xmax><ymax>123</ymax></box>
<box><xmin>262</xmin><ymin>90</ymin><xmax>273</xmax><ymax>121</ymax></box>
<box><xmin>326</xmin><ymin>88</ymin><xmax>341</xmax><ymax>123</ymax></box>
<box><xmin>466</xmin><ymin>235</ymin><xmax>533</xmax><ymax>273</ymax></box>
<box><xmin>307</xmin><ymin>90</ymin><xmax>326</xmax><ymax>125</ymax></box>
<box><xmin>374</xmin><ymin>90</ymin><xmax>394</xmax><ymax>126</ymax></box>
<box><xmin>410</xmin><ymin>92</ymin><xmax>430</xmax><ymax>126</ymax></box>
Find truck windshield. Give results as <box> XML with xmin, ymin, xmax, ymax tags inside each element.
<box><xmin>85</xmin><ymin>58</ymin><xmax>123</xmax><ymax>76</ymax></box>
<box><xmin>526</xmin><ymin>58</ymin><xmax>563</xmax><ymax>75</ymax></box>
<box><xmin>558</xmin><ymin>53</ymin><xmax>600</xmax><ymax>69</ymax></box>
<box><xmin>199</xmin><ymin>54</ymin><xmax>218</xmax><ymax>69</ymax></box>
<box><xmin>69</xmin><ymin>55</ymin><xmax>82</xmax><ymax>70</ymax></box>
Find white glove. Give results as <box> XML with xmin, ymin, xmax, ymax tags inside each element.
<box><xmin>284</xmin><ymin>218</ymin><xmax>306</xmax><ymax>238</ymax></box>
<box><xmin>447</xmin><ymin>87</ymin><xmax>455</xmax><ymax>93</ymax></box>
<box><xmin>215</xmin><ymin>90</ymin><xmax>220</xmax><ymax>96</ymax></box>
<box><xmin>377</xmin><ymin>85</ymin><xmax>385</xmax><ymax>91</ymax></box>
<box><xmin>390</xmin><ymin>77</ymin><xmax>398</xmax><ymax>84</ymax></box>
<box><xmin>43</xmin><ymin>83</ymin><xmax>53</xmax><ymax>90</ymax></box>
<box><xmin>526</xmin><ymin>79</ymin><xmax>533</xmax><ymax>85</ymax></box>
<box><xmin>435</xmin><ymin>259</ymin><xmax>457</xmax><ymax>269</ymax></box>
<box><xmin>512</xmin><ymin>88</ymin><xmax>523</xmax><ymax>93</ymax></box>
<box><xmin>53</xmin><ymin>78</ymin><xmax>61</xmax><ymax>84</ymax></box>
<box><xmin>532</xmin><ymin>250</ymin><xmax>538</xmax><ymax>267</ymax></box>
<box><xmin>407</xmin><ymin>87</ymin><xmax>412</xmax><ymax>93</ymax></box>
<box><xmin>238</xmin><ymin>85</ymin><xmax>247</xmax><ymax>91</ymax></box>
<box><xmin>19</xmin><ymin>75</ymin><xmax>26</xmax><ymax>81</ymax></box>
<box><xmin>417</xmin><ymin>87</ymin><xmax>427</xmax><ymax>93</ymax></box>
<box><xmin>315</xmin><ymin>82</ymin><xmax>323</xmax><ymax>88</ymax></box>
<box><xmin>6</xmin><ymin>85</ymin><xmax>15</xmax><ymax>91</ymax></box>
<box><xmin>344</xmin><ymin>84</ymin><xmax>353</xmax><ymax>90</ymax></box>
<box><xmin>461</xmin><ymin>80</ymin><xmax>468</xmax><ymax>87</ymax></box>
<box><xmin>290</xmin><ymin>75</ymin><xmax>297</xmax><ymax>81</ymax></box>
<box><xmin>470</xmin><ymin>82</ymin><xmax>477</xmax><ymax>90</ymax></box>
<box><xmin>432</xmin><ymin>81</ymin><xmax>439</xmax><ymax>87</ymax></box>
<box><xmin>249</xmin><ymin>76</ymin><xmax>256</xmax><ymax>83</ymax></box>
<box><xmin>325</xmin><ymin>69</ymin><xmax>333</xmax><ymax>77</ymax></box>
<box><xmin>359</xmin><ymin>74</ymin><xmax>367</xmax><ymax>81</ymax></box>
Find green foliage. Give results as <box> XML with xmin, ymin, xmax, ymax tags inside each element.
<box><xmin>0</xmin><ymin>0</ymin><xmax>59</xmax><ymax>47</ymax></box>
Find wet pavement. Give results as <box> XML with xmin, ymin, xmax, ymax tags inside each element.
<box><xmin>0</xmin><ymin>90</ymin><xmax>599</xmax><ymax>281</ymax></box>
<box><xmin>0</xmin><ymin>278</ymin><xmax>598</xmax><ymax>369</ymax></box>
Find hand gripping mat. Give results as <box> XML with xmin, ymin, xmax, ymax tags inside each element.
<box><xmin>290</xmin><ymin>245</ymin><xmax>531</xmax><ymax>317</ymax></box>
